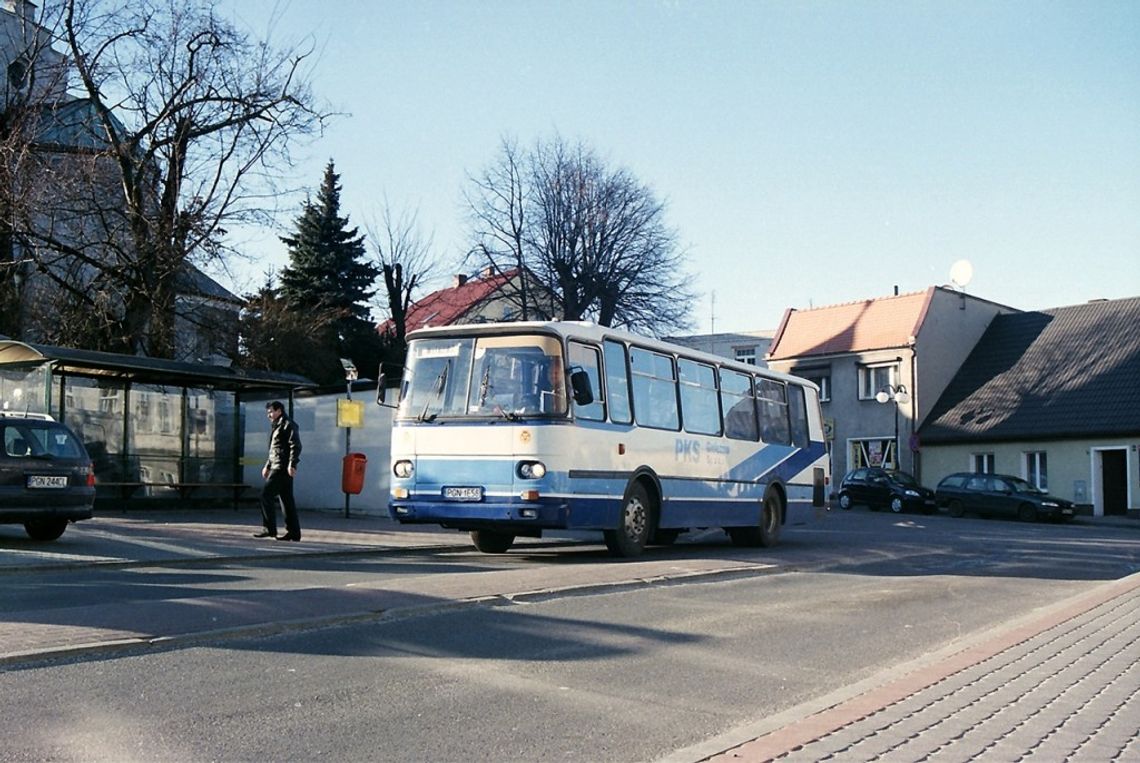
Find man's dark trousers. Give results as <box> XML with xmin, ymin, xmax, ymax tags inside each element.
<box><xmin>261</xmin><ymin>469</ymin><xmax>300</xmax><ymax>537</ymax></box>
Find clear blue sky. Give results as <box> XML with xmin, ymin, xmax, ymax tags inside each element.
<box><xmin>225</xmin><ymin>0</ymin><xmax>1140</xmax><ymax>333</ymax></box>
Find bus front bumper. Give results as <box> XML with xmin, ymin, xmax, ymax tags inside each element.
<box><xmin>388</xmin><ymin>496</ymin><xmax>571</xmax><ymax>529</ymax></box>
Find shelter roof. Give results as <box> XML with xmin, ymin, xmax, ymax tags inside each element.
<box><xmin>0</xmin><ymin>341</ymin><xmax>311</xmax><ymax>392</ymax></box>
<box><xmin>920</xmin><ymin>297</ymin><xmax>1140</xmax><ymax>443</ymax></box>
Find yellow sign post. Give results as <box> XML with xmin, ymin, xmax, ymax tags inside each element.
<box><xmin>337</xmin><ymin>399</ymin><xmax>364</xmax><ymax>428</ymax></box>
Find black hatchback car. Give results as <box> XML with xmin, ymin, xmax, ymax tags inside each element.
<box><xmin>935</xmin><ymin>472</ymin><xmax>1076</xmax><ymax>522</ymax></box>
<box><xmin>0</xmin><ymin>412</ymin><xmax>95</xmax><ymax>540</ymax></box>
<box><xmin>836</xmin><ymin>467</ymin><xmax>937</xmax><ymax>514</ymax></box>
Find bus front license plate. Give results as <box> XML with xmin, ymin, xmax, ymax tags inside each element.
<box><xmin>444</xmin><ymin>487</ymin><xmax>483</xmax><ymax>501</ymax></box>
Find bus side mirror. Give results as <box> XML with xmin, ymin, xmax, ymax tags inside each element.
<box><xmin>569</xmin><ymin>368</ymin><xmax>593</xmax><ymax>406</ymax></box>
<box><xmin>376</xmin><ymin>365</ymin><xmax>387</xmax><ymax>405</ymax></box>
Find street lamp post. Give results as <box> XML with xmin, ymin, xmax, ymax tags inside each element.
<box><xmin>875</xmin><ymin>384</ymin><xmax>909</xmax><ymax>470</ymax></box>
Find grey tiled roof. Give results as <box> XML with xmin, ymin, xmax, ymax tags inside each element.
<box><xmin>920</xmin><ymin>297</ymin><xmax>1140</xmax><ymax>443</ymax></box>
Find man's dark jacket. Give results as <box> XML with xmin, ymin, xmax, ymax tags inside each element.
<box><xmin>265</xmin><ymin>415</ymin><xmax>302</xmax><ymax>472</ymax></box>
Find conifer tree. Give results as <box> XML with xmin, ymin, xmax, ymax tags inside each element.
<box><xmin>278</xmin><ymin>161</ymin><xmax>382</xmax><ymax>382</ymax></box>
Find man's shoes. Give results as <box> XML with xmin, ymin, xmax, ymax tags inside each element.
<box><xmin>253</xmin><ymin>530</ymin><xmax>275</xmax><ymax>538</ymax></box>
<box><xmin>276</xmin><ymin>533</ymin><xmax>301</xmax><ymax>542</ymax></box>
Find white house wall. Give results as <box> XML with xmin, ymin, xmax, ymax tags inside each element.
<box><xmin>921</xmin><ymin>438</ymin><xmax>1139</xmax><ymax>516</ymax></box>
<box><xmin>913</xmin><ymin>290</ymin><xmax>1016</xmax><ymax>426</ymax></box>
<box><xmin>243</xmin><ymin>393</ymin><xmax>394</xmax><ymax>514</ymax></box>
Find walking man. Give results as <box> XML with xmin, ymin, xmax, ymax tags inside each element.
<box><xmin>255</xmin><ymin>400</ymin><xmax>303</xmax><ymax>541</ymax></box>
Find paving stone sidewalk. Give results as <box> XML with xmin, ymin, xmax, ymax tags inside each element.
<box><xmin>701</xmin><ymin>572</ymin><xmax>1140</xmax><ymax>763</ymax></box>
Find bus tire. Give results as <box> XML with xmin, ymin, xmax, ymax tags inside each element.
<box><xmin>470</xmin><ymin>530</ymin><xmax>515</xmax><ymax>553</ymax></box>
<box><xmin>728</xmin><ymin>490</ymin><xmax>783</xmax><ymax>548</ymax></box>
<box><xmin>604</xmin><ymin>482</ymin><xmax>652</xmax><ymax>558</ymax></box>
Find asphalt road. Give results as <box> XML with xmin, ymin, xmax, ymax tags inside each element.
<box><xmin>0</xmin><ymin>509</ymin><xmax>1137</xmax><ymax>762</ymax></box>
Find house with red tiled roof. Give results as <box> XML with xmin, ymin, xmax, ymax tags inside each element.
<box><xmin>765</xmin><ymin>286</ymin><xmax>1016</xmax><ymax>482</ymax></box>
<box><xmin>378</xmin><ymin>268</ymin><xmax>559</xmax><ymax>338</ymax></box>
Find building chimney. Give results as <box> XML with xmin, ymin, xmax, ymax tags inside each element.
<box><xmin>452</xmin><ymin>274</ymin><xmax>468</xmax><ymax>288</ymax></box>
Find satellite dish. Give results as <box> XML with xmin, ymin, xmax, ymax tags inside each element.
<box><xmin>950</xmin><ymin>259</ymin><xmax>974</xmax><ymax>289</ymax></box>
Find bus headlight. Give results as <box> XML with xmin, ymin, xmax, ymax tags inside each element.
<box><xmin>517</xmin><ymin>460</ymin><xmax>546</xmax><ymax>479</ymax></box>
<box><xmin>393</xmin><ymin>460</ymin><xmax>414</xmax><ymax>478</ymax></box>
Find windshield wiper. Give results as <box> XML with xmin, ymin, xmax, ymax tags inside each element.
<box><xmin>417</xmin><ymin>362</ymin><xmax>450</xmax><ymax>422</ymax></box>
<box><xmin>477</xmin><ymin>365</ymin><xmax>491</xmax><ymax>408</ymax></box>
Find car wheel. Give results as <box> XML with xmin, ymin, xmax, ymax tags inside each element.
<box><xmin>24</xmin><ymin>519</ymin><xmax>68</xmax><ymax>542</ymax></box>
<box><xmin>889</xmin><ymin>497</ymin><xmax>904</xmax><ymax>513</ymax></box>
<box><xmin>838</xmin><ymin>491</ymin><xmax>852</xmax><ymax>510</ymax></box>
<box><xmin>948</xmin><ymin>500</ymin><xmax>965</xmax><ymax>518</ymax></box>
<box><xmin>1017</xmin><ymin>503</ymin><xmax>1037</xmax><ymax>523</ymax></box>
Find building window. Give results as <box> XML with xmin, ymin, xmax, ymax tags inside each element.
<box><xmin>972</xmin><ymin>453</ymin><xmax>995</xmax><ymax>473</ymax></box>
<box><xmin>99</xmin><ymin>389</ymin><xmax>119</xmax><ymax>414</ymax></box>
<box><xmin>794</xmin><ymin>367</ymin><xmax>831</xmax><ymax>402</ymax></box>
<box><xmin>851</xmin><ymin>438</ymin><xmax>897</xmax><ymax>470</ymax></box>
<box><xmin>1024</xmin><ymin>451</ymin><xmax>1047</xmax><ymax>490</ymax></box>
<box><xmin>858</xmin><ymin>365</ymin><xmax>896</xmax><ymax>400</ymax></box>
<box><xmin>804</xmin><ymin>373</ymin><xmax>830</xmax><ymax>402</ymax></box>
<box><xmin>734</xmin><ymin>347</ymin><xmax>757</xmax><ymax>365</ymax></box>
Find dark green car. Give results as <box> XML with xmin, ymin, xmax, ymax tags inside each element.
<box><xmin>935</xmin><ymin>472</ymin><xmax>1076</xmax><ymax>522</ymax></box>
<box><xmin>0</xmin><ymin>413</ymin><xmax>95</xmax><ymax>541</ymax></box>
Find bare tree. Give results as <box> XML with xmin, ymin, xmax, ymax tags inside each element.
<box><xmin>462</xmin><ymin>136</ymin><xmax>541</xmax><ymax>320</ymax></box>
<box><xmin>367</xmin><ymin>198</ymin><xmax>437</xmax><ymax>352</ymax></box>
<box><xmin>1</xmin><ymin>0</ymin><xmax>328</xmax><ymax>357</ymax></box>
<box><xmin>464</xmin><ymin>135</ymin><xmax>695</xmax><ymax>335</ymax></box>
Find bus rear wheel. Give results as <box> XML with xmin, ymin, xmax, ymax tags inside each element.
<box><xmin>470</xmin><ymin>530</ymin><xmax>515</xmax><ymax>553</ymax></box>
<box><xmin>604</xmin><ymin>483</ymin><xmax>652</xmax><ymax>558</ymax></box>
<box><xmin>727</xmin><ymin>491</ymin><xmax>783</xmax><ymax>548</ymax></box>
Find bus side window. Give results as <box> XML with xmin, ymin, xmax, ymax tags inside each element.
<box><xmin>757</xmin><ymin>379</ymin><xmax>791</xmax><ymax>445</ymax></box>
<box><xmin>788</xmin><ymin>384</ymin><xmax>810</xmax><ymax>448</ymax></box>
<box><xmin>678</xmin><ymin>358</ymin><xmax>721</xmax><ymax>436</ymax></box>
<box><xmin>603</xmin><ymin>340</ymin><xmax>632</xmax><ymax>425</ymax></box>
<box><xmin>721</xmin><ymin>370</ymin><xmax>758</xmax><ymax>441</ymax></box>
<box><xmin>568</xmin><ymin>341</ymin><xmax>605</xmax><ymax>421</ymax></box>
<box><xmin>631</xmin><ymin>347</ymin><xmax>679</xmax><ymax>431</ymax></box>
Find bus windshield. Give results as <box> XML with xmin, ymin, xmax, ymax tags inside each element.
<box><xmin>398</xmin><ymin>334</ymin><xmax>567</xmax><ymax>421</ymax></box>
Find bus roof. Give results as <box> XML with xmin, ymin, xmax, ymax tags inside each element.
<box><xmin>404</xmin><ymin>321</ymin><xmax>816</xmax><ymax>389</ymax></box>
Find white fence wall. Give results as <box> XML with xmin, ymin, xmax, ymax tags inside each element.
<box><xmin>243</xmin><ymin>392</ymin><xmax>395</xmax><ymax>514</ymax></box>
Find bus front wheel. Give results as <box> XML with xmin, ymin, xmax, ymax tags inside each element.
<box><xmin>604</xmin><ymin>483</ymin><xmax>652</xmax><ymax>558</ymax></box>
<box><xmin>470</xmin><ymin>530</ymin><xmax>515</xmax><ymax>553</ymax></box>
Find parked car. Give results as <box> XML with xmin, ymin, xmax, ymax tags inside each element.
<box><xmin>0</xmin><ymin>412</ymin><xmax>95</xmax><ymax>540</ymax></box>
<box><xmin>934</xmin><ymin>472</ymin><xmax>1075</xmax><ymax>522</ymax></box>
<box><xmin>836</xmin><ymin>467</ymin><xmax>937</xmax><ymax>514</ymax></box>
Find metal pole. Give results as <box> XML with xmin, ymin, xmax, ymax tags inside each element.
<box><xmin>344</xmin><ymin>379</ymin><xmax>351</xmax><ymax>518</ymax></box>
<box><xmin>893</xmin><ymin>400</ymin><xmax>899</xmax><ymax>470</ymax></box>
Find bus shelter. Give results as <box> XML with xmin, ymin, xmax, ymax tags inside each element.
<box><xmin>0</xmin><ymin>340</ymin><xmax>312</xmax><ymax>507</ymax></box>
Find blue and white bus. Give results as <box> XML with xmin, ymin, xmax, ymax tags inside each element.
<box><xmin>385</xmin><ymin>321</ymin><xmax>829</xmax><ymax>557</ymax></box>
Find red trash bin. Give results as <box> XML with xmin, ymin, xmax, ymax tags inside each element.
<box><xmin>342</xmin><ymin>452</ymin><xmax>367</xmax><ymax>495</ymax></box>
